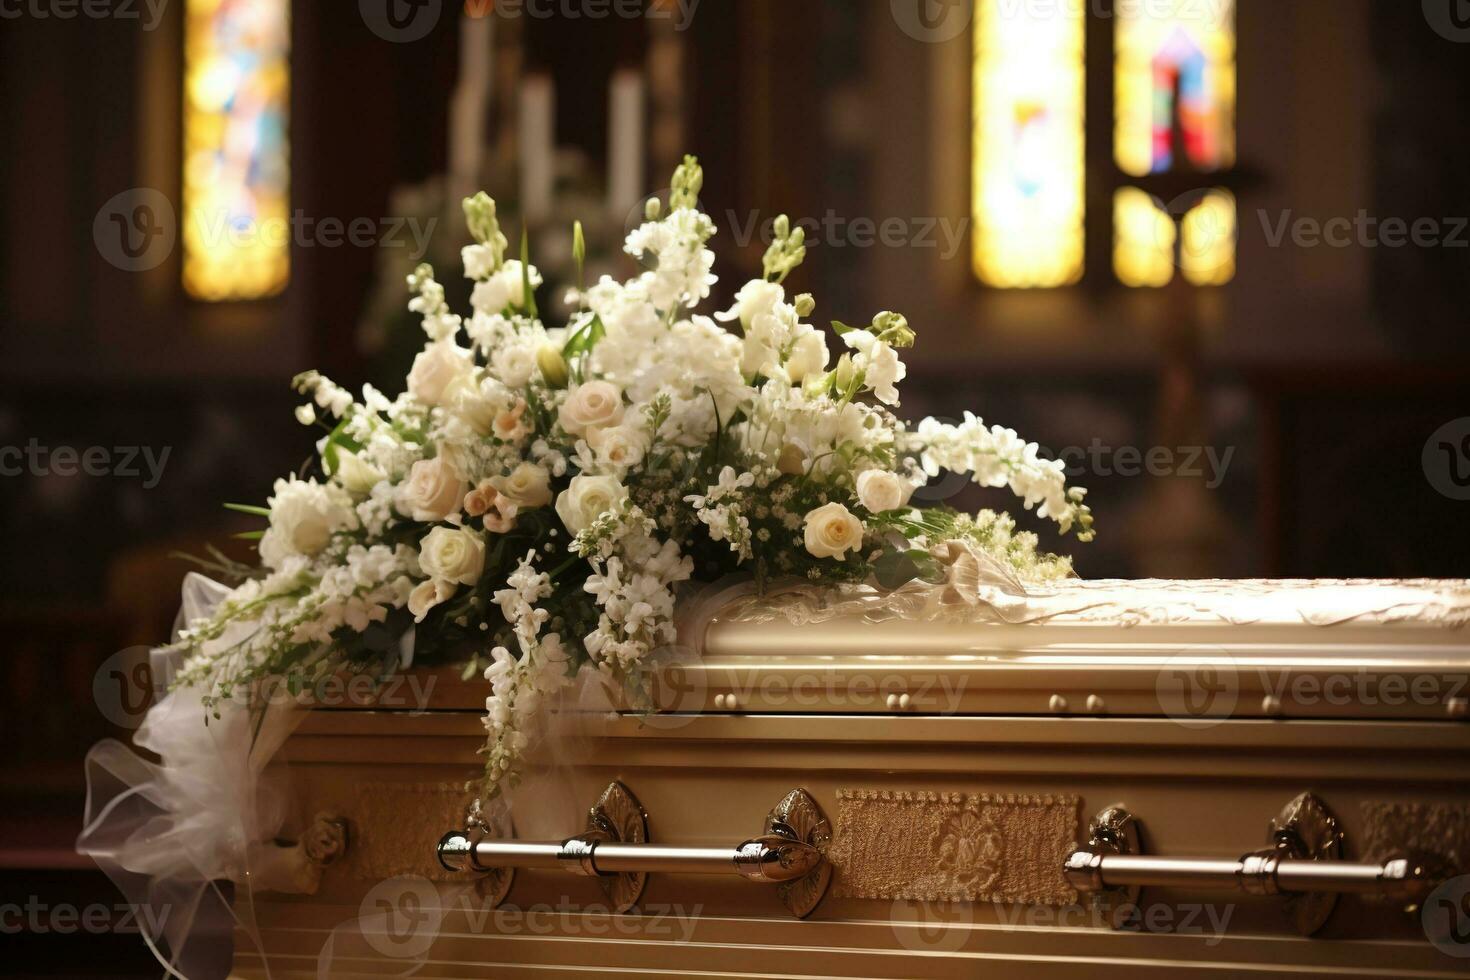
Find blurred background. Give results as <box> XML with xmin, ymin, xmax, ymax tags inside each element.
<box><xmin>1</xmin><ymin>0</ymin><xmax>1468</xmax><ymax>973</ymax></box>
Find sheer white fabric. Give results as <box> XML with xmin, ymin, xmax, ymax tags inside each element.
<box><xmin>78</xmin><ymin>573</ymin><xmax>303</xmax><ymax>979</ymax></box>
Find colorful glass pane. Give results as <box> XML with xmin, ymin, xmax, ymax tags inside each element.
<box><xmin>972</xmin><ymin>0</ymin><xmax>1085</xmax><ymax>288</ymax></box>
<box><xmin>1116</xmin><ymin>0</ymin><xmax>1235</xmax><ymax>177</ymax></box>
<box><xmin>184</xmin><ymin>0</ymin><xmax>291</xmax><ymax>301</ymax></box>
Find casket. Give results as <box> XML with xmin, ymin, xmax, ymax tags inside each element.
<box><xmin>234</xmin><ymin>579</ymin><xmax>1470</xmax><ymax>978</ymax></box>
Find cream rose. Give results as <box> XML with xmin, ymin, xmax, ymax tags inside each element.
<box><xmin>493</xmin><ymin>462</ymin><xmax>552</xmax><ymax>509</ymax></box>
<box><xmin>407</xmin><ymin>342</ymin><xmax>471</xmax><ymax>407</ymax></box>
<box><xmin>555</xmin><ymin>473</ymin><xmax>627</xmax><ymax>534</ymax></box>
<box><xmin>802</xmin><ymin>502</ymin><xmax>866</xmax><ymax>560</ymax></box>
<box><xmin>587</xmin><ymin>424</ymin><xmax>650</xmax><ymax>471</ymax></box>
<box><xmin>396</xmin><ymin>457</ymin><xmax>468</xmax><ymax>522</ymax></box>
<box><xmin>419</xmin><ymin>526</ymin><xmax>487</xmax><ymax>586</ymax></box>
<box><xmin>559</xmin><ymin>380</ymin><xmax>625</xmax><ymax>436</ymax></box>
<box><xmin>332</xmin><ymin>449</ymin><xmax>385</xmax><ymax>496</ymax></box>
<box><xmin>855</xmin><ymin>470</ymin><xmax>912</xmax><ymax>513</ymax></box>
<box><xmin>408</xmin><ymin>578</ymin><xmax>458</xmax><ymax>623</ymax></box>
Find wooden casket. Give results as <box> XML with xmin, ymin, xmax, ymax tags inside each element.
<box><xmin>235</xmin><ymin>579</ymin><xmax>1470</xmax><ymax>978</ymax></box>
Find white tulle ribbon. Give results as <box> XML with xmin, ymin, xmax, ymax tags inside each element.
<box><xmin>78</xmin><ymin>573</ymin><xmax>303</xmax><ymax>979</ymax></box>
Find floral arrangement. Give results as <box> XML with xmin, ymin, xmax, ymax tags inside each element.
<box><xmin>171</xmin><ymin>156</ymin><xmax>1093</xmax><ymax>800</ymax></box>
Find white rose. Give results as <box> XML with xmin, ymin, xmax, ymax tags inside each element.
<box><xmin>446</xmin><ymin>377</ymin><xmax>499</xmax><ymax>435</ymax></box>
<box><xmin>493</xmin><ymin>462</ymin><xmax>552</xmax><ymax>509</ymax></box>
<box><xmin>555</xmin><ymin>473</ymin><xmax>627</xmax><ymax>534</ymax></box>
<box><xmin>559</xmin><ymin>380</ymin><xmax>625</xmax><ymax>436</ymax></box>
<box><xmin>332</xmin><ymin>449</ymin><xmax>385</xmax><ymax>496</ymax></box>
<box><xmin>716</xmin><ymin>279</ymin><xmax>785</xmax><ymax>332</ymax></box>
<box><xmin>802</xmin><ymin>501</ymin><xmax>865</xmax><ymax>560</ymax></box>
<box><xmin>492</xmin><ymin>342</ymin><xmax>537</xmax><ymax>388</ymax></box>
<box><xmin>259</xmin><ymin>478</ymin><xmax>356</xmax><ymax>569</ymax></box>
<box><xmin>419</xmin><ymin>526</ymin><xmax>486</xmax><ymax>585</ymax></box>
<box><xmin>855</xmin><ymin>470</ymin><xmax>911</xmax><ymax>513</ymax></box>
<box><xmin>396</xmin><ymin>457</ymin><xmax>468</xmax><ymax>522</ymax></box>
<box><xmin>587</xmin><ymin>424</ymin><xmax>650</xmax><ymax>471</ymax></box>
<box><xmin>408</xmin><ymin>342</ymin><xmax>471</xmax><ymax>407</ymax></box>
<box><xmin>784</xmin><ymin>325</ymin><xmax>830</xmax><ymax>383</ymax></box>
<box><xmin>408</xmin><ymin>579</ymin><xmax>458</xmax><ymax>623</ymax></box>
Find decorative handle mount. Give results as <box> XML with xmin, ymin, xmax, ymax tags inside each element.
<box><xmin>438</xmin><ymin>782</ymin><xmax>832</xmax><ymax>918</ymax></box>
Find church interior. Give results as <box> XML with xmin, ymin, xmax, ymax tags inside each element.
<box><xmin>2</xmin><ymin>1</ymin><xmax>1468</xmax><ymax>974</ymax></box>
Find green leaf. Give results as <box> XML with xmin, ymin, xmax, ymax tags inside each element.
<box><xmin>233</xmin><ymin>530</ymin><xmax>266</xmax><ymax>540</ymax></box>
<box><xmin>520</xmin><ymin>227</ymin><xmax>539</xmax><ymax>319</ymax></box>
<box><xmin>561</xmin><ymin>312</ymin><xmax>606</xmax><ymax>360</ymax></box>
<box><xmin>830</xmin><ymin>320</ymin><xmax>857</xmax><ymax>336</ymax></box>
<box><xmin>223</xmin><ymin>503</ymin><xmax>271</xmax><ymax>517</ymax></box>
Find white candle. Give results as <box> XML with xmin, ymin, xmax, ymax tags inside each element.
<box><xmin>449</xmin><ymin>8</ymin><xmax>494</xmax><ymax>202</ymax></box>
<box><xmin>520</xmin><ymin>75</ymin><xmax>555</xmax><ymax>222</ymax></box>
<box><xmin>607</xmin><ymin>70</ymin><xmax>646</xmax><ymax>215</ymax></box>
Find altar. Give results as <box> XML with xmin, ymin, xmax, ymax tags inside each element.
<box><xmin>233</xmin><ymin>579</ymin><xmax>1470</xmax><ymax>978</ymax></box>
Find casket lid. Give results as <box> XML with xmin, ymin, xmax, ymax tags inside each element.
<box><xmin>681</xmin><ymin>578</ymin><xmax>1470</xmax><ymax>722</ymax></box>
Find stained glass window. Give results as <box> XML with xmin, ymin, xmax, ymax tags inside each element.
<box><xmin>971</xmin><ymin>1</ymin><xmax>1085</xmax><ymax>288</ymax></box>
<box><xmin>1113</xmin><ymin>0</ymin><xmax>1238</xmax><ymax>287</ymax></box>
<box><xmin>1115</xmin><ymin>0</ymin><xmax>1236</xmax><ymax>177</ymax></box>
<box><xmin>184</xmin><ymin>0</ymin><xmax>291</xmax><ymax>301</ymax></box>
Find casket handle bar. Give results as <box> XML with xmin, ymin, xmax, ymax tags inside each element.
<box><xmin>437</xmin><ymin>782</ymin><xmax>833</xmax><ymax>918</ymax></box>
<box><xmin>1063</xmin><ymin>792</ymin><xmax>1452</xmax><ymax>936</ymax></box>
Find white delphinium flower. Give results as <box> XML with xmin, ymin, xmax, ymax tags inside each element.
<box><xmin>624</xmin><ymin>208</ymin><xmax>717</xmax><ymax>313</ymax></box>
<box><xmin>471</xmin><ymin>260</ymin><xmax>542</xmax><ymax>317</ymax></box>
<box><xmin>576</xmin><ymin>507</ymin><xmax>692</xmax><ymax>675</ymax></box>
<box><xmin>910</xmin><ymin>413</ymin><xmax>1093</xmax><ymax>539</ymax></box>
<box><xmin>841</xmin><ymin>329</ymin><xmax>906</xmax><ymax>406</ymax></box>
<box><xmin>715</xmin><ymin>279</ymin><xmax>785</xmax><ymax>332</ymax></box>
<box><xmin>259</xmin><ymin>477</ymin><xmax>358</xmax><ymax>570</ymax></box>
<box><xmin>685</xmin><ymin>466</ymin><xmax>757</xmax><ymax>561</ymax></box>
<box><xmin>407</xmin><ymin>264</ymin><xmax>462</xmax><ymax>342</ymax></box>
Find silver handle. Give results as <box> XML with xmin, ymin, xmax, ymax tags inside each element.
<box><xmin>1065</xmin><ymin>793</ymin><xmax>1454</xmax><ymax>936</ymax></box>
<box><xmin>1064</xmin><ymin>849</ymin><xmax>1441</xmax><ymax>901</ymax></box>
<box><xmin>438</xmin><ymin>832</ymin><xmax>820</xmax><ymax>882</ymax></box>
<box><xmin>436</xmin><ymin>782</ymin><xmax>833</xmax><ymax>918</ymax></box>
